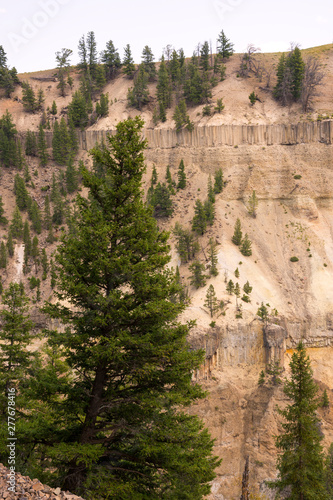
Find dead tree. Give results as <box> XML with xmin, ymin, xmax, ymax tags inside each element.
<box><xmin>240</xmin><ymin>456</ymin><xmax>250</xmax><ymax>500</ymax></box>
<box><xmin>301</xmin><ymin>57</ymin><xmax>324</xmax><ymax>112</ymax></box>
<box><xmin>239</xmin><ymin>45</ymin><xmax>261</xmax><ymax>78</ymax></box>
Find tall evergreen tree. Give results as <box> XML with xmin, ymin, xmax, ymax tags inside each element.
<box><xmin>240</xmin><ymin>233</ymin><xmax>252</xmax><ymax>256</ymax></box>
<box><xmin>173</xmin><ymin>223</ymin><xmax>199</xmax><ymax>263</ymax></box>
<box><xmin>68</xmin><ymin>91</ymin><xmax>89</xmax><ymax>129</ymax></box>
<box><xmin>127</xmin><ymin>65</ymin><xmax>150</xmax><ymax>110</ymax></box>
<box><xmin>41</xmin><ymin>117</ymin><xmax>219</xmax><ymax>497</ymax></box>
<box><xmin>157</xmin><ymin>56</ymin><xmax>172</xmax><ymax>121</ymax></box>
<box><xmin>122</xmin><ymin>44</ymin><xmax>135</xmax><ymax>78</ymax></box>
<box><xmin>10</xmin><ymin>206</ymin><xmax>23</xmax><ymax>239</ymax></box>
<box><xmin>177</xmin><ymin>159</ymin><xmax>187</xmax><ymax>189</ymax></box>
<box><xmin>208</xmin><ymin>238</ymin><xmax>218</xmax><ymax>276</ymax></box>
<box><xmin>101</xmin><ymin>40</ymin><xmax>121</xmax><ymax>80</ymax></box>
<box><xmin>86</xmin><ymin>31</ymin><xmax>98</xmax><ymax>78</ymax></box>
<box><xmin>204</xmin><ymin>284</ymin><xmax>219</xmax><ymax>317</ymax></box>
<box><xmin>150</xmin><ymin>182</ymin><xmax>173</xmax><ymax>218</ymax></box>
<box><xmin>37</xmin><ymin>124</ymin><xmax>48</xmax><ymax>166</ymax></box>
<box><xmin>214</xmin><ymin>168</ymin><xmax>224</xmax><ymax>194</ymax></box>
<box><xmin>232</xmin><ymin>218</ymin><xmax>242</xmax><ymax>246</ymax></box>
<box><xmin>14</xmin><ymin>174</ymin><xmax>30</xmax><ymax>211</ymax></box>
<box><xmin>21</xmin><ymin>81</ymin><xmax>37</xmax><ymax>113</ymax></box>
<box><xmin>25</xmin><ymin>130</ymin><xmax>38</xmax><ymax>156</ymax></box>
<box><xmin>268</xmin><ymin>342</ymin><xmax>327</xmax><ymax>499</ymax></box>
<box><xmin>6</xmin><ymin>229</ymin><xmax>14</xmax><ymax>257</ymax></box>
<box><xmin>141</xmin><ymin>45</ymin><xmax>156</xmax><ymax>80</ymax></box>
<box><xmin>192</xmin><ymin>200</ymin><xmax>207</xmax><ymax>235</ymax></box>
<box><xmin>247</xmin><ymin>190</ymin><xmax>258</xmax><ymax>218</ymax></box>
<box><xmin>0</xmin><ymin>195</ymin><xmax>8</xmax><ymax>225</ymax></box>
<box><xmin>200</xmin><ymin>41</ymin><xmax>210</xmax><ymax>72</ymax></box>
<box><xmin>189</xmin><ymin>260</ymin><xmax>207</xmax><ymax>288</ymax></box>
<box><xmin>0</xmin><ymin>110</ymin><xmax>19</xmax><ymax>168</ymax></box>
<box><xmin>217</xmin><ymin>30</ymin><xmax>234</xmax><ymax>59</ymax></box>
<box><xmin>0</xmin><ymin>241</ymin><xmax>7</xmax><ymax>268</ymax></box>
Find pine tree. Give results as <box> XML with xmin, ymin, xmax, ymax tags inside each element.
<box><xmin>165</xmin><ymin>165</ymin><xmax>175</xmax><ymax>193</ymax></box>
<box><xmin>234</xmin><ymin>267</ymin><xmax>240</xmax><ymax>278</ymax></box>
<box><xmin>14</xmin><ymin>174</ymin><xmax>29</xmax><ymax>211</ymax></box>
<box><xmin>240</xmin><ymin>233</ymin><xmax>252</xmax><ymax>256</ymax></box>
<box><xmin>217</xmin><ymin>30</ymin><xmax>234</xmax><ymax>59</ymax></box>
<box><xmin>122</xmin><ymin>44</ymin><xmax>135</xmax><ymax>78</ymax></box>
<box><xmin>150</xmin><ymin>182</ymin><xmax>173</xmax><ymax>218</ymax></box>
<box><xmin>0</xmin><ymin>110</ymin><xmax>19</xmax><ymax>168</ymax></box>
<box><xmin>157</xmin><ymin>57</ymin><xmax>171</xmax><ymax>121</ymax></box>
<box><xmin>268</xmin><ymin>342</ymin><xmax>327</xmax><ymax>499</ymax></box>
<box><xmin>192</xmin><ymin>200</ymin><xmax>207</xmax><ymax>235</ymax></box>
<box><xmin>247</xmin><ymin>190</ymin><xmax>258</xmax><ymax>218</ymax></box>
<box><xmin>226</xmin><ymin>279</ymin><xmax>235</xmax><ymax>295</ymax></box>
<box><xmin>232</xmin><ymin>218</ymin><xmax>242</xmax><ymax>245</ymax></box>
<box><xmin>66</xmin><ymin>162</ymin><xmax>78</xmax><ymax>193</ymax></box>
<box><xmin>257</xmin><ymin>302</ymin><xmax>268</xmax><ymax>323</ymax></box>
<box><xmin>141</xmin><ymin>45</ymin><xmax>156</xmax><ymax>80</ymax></box>
<box><xmin>204</xmin><ymin>284</ymin><xmax>219</xmax><ymax>317</ymax></box>
<box><xmin>207</xmin><ymin>175</ymin><xmax>215</xmax><ymax>204</ymax></box>
<box><xmin>215</xmin><ymin>98</ymin><xmax>225</xmax><ymax>113</ymax></box>
<box><xmin>127</xmin><ymin>65</ymin><xmax>150</xmax><ymax>110</ymax></box>
<box><xmin>6</xmin><ymin>230</ymin><xmax>14</xmax><ymax>257</ymax></box>
<box><xmin>39</xmin><ymin>117</ymin><xmax>219</xmax><ymax>496</ymax></box>
<box><xmin>204</xmin><ymin>198</ymin><xmax>215</xmax><ymax>226</ymax></box>
<box><xmin>21</xmin><ymin>81</ymin><xmax>37</xmax><ymax>113</ymax></box>
<box><xmin>322</xmin><ymin>389</ymin><xmax>330</xmax><ymax>408</ymax></box>
<box><xmin>51</xmin><ymin>100</ymin><xmax>57</xmax><ymax>115</ymax></box>
<box><xmin>258</xmin><ymin>370</ymin><xmax>265</xmax><ymax>386</ymax></box>
<box><xmin>266</xmin><ymin>360</ymin><xmax>283</xmax><ymax>386</ymax></box>
<box><xmin>37</xmin><ymin>124</ymin><xmax>48</xmax><ymax>166</ymax></box>
<box><xmin>0</xmin><ymin>241</ymin><xmax>7</xmax><ymax>268</ymax></box>
<box><xmin>10</xmin><ymin>206</ymin><xmax>23</xmax><ymax>239</ymax></box>
<box><xmin>25</xmin><ymin>130</ymin><xmax>38</xmax><ymax>156</ymax></box>
<box><xmin>234</xmin><ymin>282</ymin><xmax>240</xmax><ymax>297</ymax></box>
<box><xmin>208</xmin><ymin>238</ymin><xmax>218</xmax><ymax>276</ymax></box>
<box><xmin>101</xmin><ymin>40</ymin><xmax>121</xmax><ymax>80</ymax></box>
<box><xmin>200</xmin><ymin>41</ymin><xmax>210</xmax><ymax>72</ymax></box>
<box><xmin>289</xmin><ymin>46</ymin><xmax>305</xmax><ymax>101</ymax></box>
<box><xmin>68</xmin><ymin>91</ymin><xmax>89</xmax><ymax>129</ymax></box>
<box><xmin>177</xmin><ymin>159</ymin><xmax>186</xmax><ymax>189</ymax></box>
<box><xmin>0</xmin><ymin>195</ymin><xmax>8</xmax><ymax>225</ymax></box>
<box><xmin>173</xmin><ymin>223</ymin><xmax>199</xmax><ymax>263</ymax></box>
<box><xmin>243</xmin><ymin>281</ymin><xmax>252</xmax><ymax>294</ymax></box>
<box><xmin>189</xmin><ymin>260</ymin><xmax>207</xmax><ymax>288</ymax></box>
<box><xmin>29</xmin><ymin>201</ymin><xmax>42</xmax><ymax>234</ymax></box>
<box><xmin>0</xmin><ymin>283</ymin><xmax>35</xmax><ymax>396</ymax></box>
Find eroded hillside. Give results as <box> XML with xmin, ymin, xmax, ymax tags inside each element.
<box><xmin>1</xmin><ymin>45</ymin><xmax>333</xmax><ymax>499</ymax></box>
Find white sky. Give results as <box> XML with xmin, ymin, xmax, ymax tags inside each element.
<box><xmin>0</xmin><ymin>0</ymin><xmax>332</xmax><ymax>73</ymax></box>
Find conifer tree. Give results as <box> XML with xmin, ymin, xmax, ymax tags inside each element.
<box><xmin>207</xmin><ymin>175</ymin><xmax>215</xmax><ymax>204</ymax></box>
<box><xmin>0</xmin><ymin>283</ymin><xmax>35</xmax><ymax>397</ymax></box>
<box><xmin>37</xmin><ymin>124</ymin><xmax>48</xmax><ymax>166</ymax></box>
<box><xmin>68</xmin><ymin>91</ymin><xmax>89</xmax><ymax>129</ymax></box>
<box><xmin>247</xmin><ymin>190</ymin><xmax>258</xmax><ymax>218</ymax></box>
<box><xmin>268</xmin><ymin>342</ymin><xmax>327</xmax><ymax>499</ymax></box>
<box><xmin>21</xmin><ymin>81</ymin><xmax>37</xmax><ymax>113</ymax></box>
<box><xmin>240</xmin><ymin>233</ymin><xmax>252</xmax><ymax>256</ymax></box>
<box><xmin>40</xmin><ymin>117</ymin><xmax>219</xmax><ymax>497</ymax></box>
<box><xmin>122</xmin><ymin>44</ymin><xmax>135</xmax><ymax>78</ymax></box>
<box><xmin>226</xmin><ymin>279</ymin><xmax>235</xmax><ymax>295</ymax></box>
<box><xmin>208</xmin><ymin>238</ymin><xmax>218</xmax><ymax>276</ymax></box>
<box><xmin>192</xmin><ymin>199</ymin><xmax>207</xmax><ymax>235</ymax></box>
<box><xmin>157</xmin><ymin>57</ymin><xmax>171</xmax><ymax>121</ymax></box>
<box><xmin>6</xmin><ymin>230</ymin><xmax>14</xmax><ymax>257</ymax></box>
<box><xmin>165</xmin><ymin>165</ymin><xmax>175</xmax><ymax>193</ymax></box>
<box><xmin>204</xmin><ymin>284</ymin><xmax>219</xmax><ymax>317</ymax></box>
<box><xmin>232</xmin><ymin>218</ymin><xmax>242</xmax><ymax>245</ymax></box>
<box><xmin>204</xmin><ymin>198</ymin><xmax>215</xmax><ymax>226</ymax></box>
<box><xmin>66</xmin><ymin>162</ymin><xmax>78</xmax><ymax>193</ymax></box>
<box><xmin>29</xmin><ymin>201</ymin><xmax>42</xmax><ymax>234</ymax></box>
<box><xmin>10</xmin><ymin>206</ymin><xmax>23</xmax><ymax>239</ymax></box>
<box><xmin>127</xmin><ymin>65</ymin><xmax>150</xmax><ymax>110</ymax></box>
<box><xmin>200</xmin><ymin>41</ymin><xmax>210</xmax><ymax>72</ymax></box>
<box><xmin>14</xmin><ymin>174</ymin><xmax>29</xmax><ymax>211</ymax></box>
<box><xmin>25</xmin><ymin>130</ymin><xmax>38</xmax><ymax>156</ymax></box>
<box><xmin>173</xmin><ymin>223</ymin><xmax>199</xmax><ymax>263</ymax></box>
<box><xmin>189</xmin><ymin>260</ymin><xmax>207</xmax><ymax>288</ymax></box>
<box><xmin>243</xmin><ymin>281</ymin><xmax>252</xmax><ymax>295</ymax></box>
<box><xmin>0</xmin><ymin>196</ymin><xmax>8</xmax><ymax>225</ymax></box>
<box><xmin>217</xmin><ymin>30</ymin><xmax>234</xmax><ymax>59</ymax></box>
<box><xmin>0</xmin><ymin>110</ymin><xmax>19</xmax><ymax>168</ymax></box>
<box><xmin>0</xmin><ymin>241</ymin><xmax>7</xmax><ymax>268</ymax></box>
<box><xmin>177</xmin><ymin>159</ymin><xmax>186</xmax><ymax>189</ymax></box>
<box><xmin>141</xmin><ymin>45</ymin><xmax>156</xmax><ymax>80</ymax></box>
<box><xmin>101</xmin><ymin>40</ymin><xmax>121</xmax><ymax>80</ymax></box>
<box><xmin>150</xmin><ymin>182</ymin><xmax>173</xmax><ymax>218</ymax></box>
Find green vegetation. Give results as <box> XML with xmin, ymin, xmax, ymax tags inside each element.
<box><xmin>268</xmin><ymin>342</ymin><xmax>327</xmax><ymax>498</ymax></box>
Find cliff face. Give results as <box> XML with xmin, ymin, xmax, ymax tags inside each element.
<box><xmin>24</xmin><ymin>119</ymin><xmax>333</xmax><ymax>150</ymax></box>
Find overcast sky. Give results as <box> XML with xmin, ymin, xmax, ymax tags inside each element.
<box><xmin>0</xmin><ymin>0</ymin><xmax>332</xmax><ymax>73</ymax></box>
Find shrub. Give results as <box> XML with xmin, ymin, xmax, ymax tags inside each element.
<box><xmin>290</xmin><ymin>256</ymin><xmax>299</xmax><ymax>262</ymax></box>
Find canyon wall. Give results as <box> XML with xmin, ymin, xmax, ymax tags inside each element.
<box><xmin>21</xmin><ymin>119</ymin><xmax>333</xmax><ymax>150</ymax></box>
